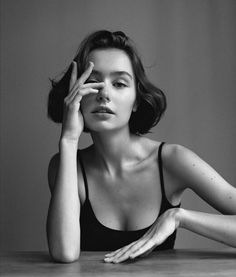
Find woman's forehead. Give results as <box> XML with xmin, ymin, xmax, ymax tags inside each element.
<box><xmin>88</xmin><ymin>48</ymin><xmax>134</xmax><ymax>77</ymax></box>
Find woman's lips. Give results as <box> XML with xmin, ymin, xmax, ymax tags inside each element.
<box><xmin>92</xmin><ymin>106</ymin><xmax>114</xmax><ymax>114</ymax></box>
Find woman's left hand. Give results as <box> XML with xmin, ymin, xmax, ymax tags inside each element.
<box><xmin>104</xmin><ymin>208</ymin><xmax>181</xmax><ymax>263</ymax></box>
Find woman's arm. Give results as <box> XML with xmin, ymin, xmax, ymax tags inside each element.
<box><xmin>46</xmin><ymin>140</ymin><xmax>81</xmax><ymax>263</ymax></box>
<box><xmin>165</xmin><ymin>144</ymin><xmax>236</xmax><ymax>247</ymax></box>
<box><xmin>46</xmin><ymin>61</ymin><xmax>103</xmax><ymax>263</ymax></box>
<box><xmin>104</xmin><ymin>144</ymin><xmax>236</xmax><ymax>263</ymax></box>
<box><xmin>178</xmin><ymin>209</ymin><xmax>236</xmax><ymax>247</ymax></box>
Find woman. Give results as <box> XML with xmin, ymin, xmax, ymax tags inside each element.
<box><xmin>47</xmin><ymin>30</ymin><xmax>236</xmax><ymax>263</ymax></box>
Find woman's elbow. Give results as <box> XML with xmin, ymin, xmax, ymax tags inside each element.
<box><xmin>50</xmin><ymin>249</ymin><xmax>80</xmax><ymax>263</ymax></box>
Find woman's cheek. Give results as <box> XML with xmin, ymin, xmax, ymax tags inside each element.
<box><xmin>80</xmin><ymin>96</ymin><xmax>92</xmax><ymax>115</ymax></box>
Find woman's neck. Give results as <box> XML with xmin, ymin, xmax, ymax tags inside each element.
<box><xmin>90</xmin><ymin>128</ymin><xmax>139</xmax><ymax>176</ymax></box>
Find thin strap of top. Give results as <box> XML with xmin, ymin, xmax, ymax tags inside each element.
<box><xmin>78</xmin><ymin>151</ymin><xmax>89</xmax><ymax>200</ymax></box>
<box><xmin>157</xmin><ymin>142</ymin><xmax>166</xmax><ymax>198</ymax></box>
<box><xmin>78</xmin><ymin>142</ymin><xmax>166</xmax><ymax>202</ymax></box>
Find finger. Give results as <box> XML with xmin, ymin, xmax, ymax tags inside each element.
<box><xmin>104</xmin><ymin>246</ymin><xmax>132</xmax><ymax>262</ymax></box>
<box><xmin>108</xmin><ymin>239</ymin><xmax>147</xmax><ymax>263</ymax></box>
<box><xmin>112</xmin><ymin>252</ymin><xmax>131</xmax><ymax>263</ymax></box>
<box><xmin>68</xmin><ymin>82</ymin><xmax>105</xmax><ymax>103</ymax></box>
<box><xmin>69</xmin><ymin>61</ymin><xmax>77</xmax><ymax>91</ymax></box>
<box><xmin>78</xmin><ymin>61</ymin><xmax>94</xmax><ymax>85</ymax></box>
<box><xmin>70</xmin><ymin>88</ymin><xmax>98</xmax><ymax>103</ymax></box>
<box><xmin>66</xmin><ymin>84</ymin><xmax>99</xmax><ymax>103</ymax></box>
<box><xmin>69</xmin><ymin>81</ymin><xmax>104</xmax><ymax>100</ymax></box>
<box><xmin>112</xmin><ymin>229</ymin><xmax>158</xmax><ymax>263</ymax></box>
<box><xmin>104</xmin><ymin>242</ymin><xmax>136</xmax><ymax>262</ymax></box>
<box><xmin>104</xmin><ymin>228</ymin><xmax>154</xmax><ymax>262</ymax></box>
<box><xmin>82</xmin><ymin>82</ymin><xmax>105</xmax><ymax>89</ymax></box>
<box><xmin>128</xmin><ymin>228</ymin><xmax>161</xmax><ymax>260</ymax></box>
<box><xmin>64</xmin><ymin>88</ymin><xmax>98</xmax><ymax>106</ymax></box>
<box><xmin>106</xmin><ymin>240</ymin><xmax>140</xmax><ymax>257</ymax></box>
<box><xmin>110</xmin><ymin>227</ymin><xmax>155</xmax><ymax>259</ymax></box>
<box><xmin>78</xmin><ymin>87</ymin><xmax>99</xmax><ymax>97</ymax></box>
<box><xmin>129</xmin><ymin>239</ymin><xmax>156</xmax><ymax>259</ymax></box>
<box><xmin>104</xmin><ymin>224</ymin><xmax>156</xmax><ymax>262</ymax></box>
<box><xmin>116</xmin><ymin>241</ymin><xmax>148</xmax><ymax>263</ymax></box>
<box><xmin>139</xmin><ymin>246</ymin><xmax>155</xmax><ymax>258</ymax></box>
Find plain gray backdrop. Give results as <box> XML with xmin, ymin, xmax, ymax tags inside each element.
<box><xmin>0</xmin><ymin>0</ymin><xmax>235</xmax><ymax>251</ymax></box>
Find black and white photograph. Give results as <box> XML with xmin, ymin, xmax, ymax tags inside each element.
<box><xmin>1</xmin><ymin>0</ymin><xmax>236</xmax><ymax>276</ymax></box>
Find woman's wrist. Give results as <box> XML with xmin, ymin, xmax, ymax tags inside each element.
<box><xmin>174</xmin><ymin>207</ymin><xmax>186</xmax><ymax>229</ymax></box>
<box><xmin>59</xmin><ymin>135</ymin><xmax>79</xmax><ymax>145</ymax></box>
<box><xmin>59</xmin><ymin>137</ymin><xmax>79</xmax><ymax>151</ymax></box>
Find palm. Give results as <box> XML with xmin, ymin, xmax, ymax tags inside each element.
<box><xmin>60</xmin><ymin>61</ymin><xmax>104</xmax><ymax>142</ymax></box>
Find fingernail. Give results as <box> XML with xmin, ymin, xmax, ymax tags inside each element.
<box><xmin>89</xmin><ymin>61</ymin><xmax>94</xmax><ymax>67</ymax></box>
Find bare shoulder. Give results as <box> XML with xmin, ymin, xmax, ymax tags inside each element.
<box><xmin>158</xmin><ymin>142</ymin><xmax>200</xmax><ymax>192</ymax></box>
<box><xmin>137</xmin><ymin>138</ymin><xmax>191</xmax><ymax>166</ymax></box>
<box><xmin>161</xmin><ymin>143</ymin><xmax>197</xmax><ymax>178</ymax></box>
<box><xmin>138</xmin><ymin>140</ymin><xmax>188</xmax><ymax>203</ymax></box>
<box><xmin>162</xmin><ymin>142</ymin><xmax>188</xmax><ymax>155</ymax></box>
<box><xmin>161</xmin><ymin>143</ymin><xmax>196</xmax><ymax>166</ymax></box>
<box><xmin>162</xmin><ymin>143</ymin><xmax>236</xmax><ymax>214</ymax></box>
<box><xmin>138</xmin><ymin>138</ymin><xmax>186</xmax><ymax>160</ymax></box>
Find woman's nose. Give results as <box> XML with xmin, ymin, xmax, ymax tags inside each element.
<box><xmin>96</xmin><ymin>85</ymin><xmax>110</xmax><ymax>103</ymax></box>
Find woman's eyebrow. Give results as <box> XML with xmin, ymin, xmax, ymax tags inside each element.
<box><xmin>91</xmin><ymin>70</ymin><xmax>133</xmax><ymax>80</ymax></box>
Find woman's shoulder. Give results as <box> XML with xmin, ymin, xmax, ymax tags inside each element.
<box><xmin>162</xmin><ymin>142</ymin><xmax>187</xmax><ymax>160</ymax></box>
<box><xmin>161</xmin><ymin>142</ymin><xmax>206</xmax><ymax>190</ymax></box>
<box><xmin>155</xmin><ymin>141</ymin><xmax>197</xmax><ymax>192</ymax></box>
<box><xmin>161</xmin><ymin>142</ymin><xmax>197</xmax><ymax>166</ymax></box>
<box><xmin>143</xmin><ymin>138</ymin><xmax>194</xmax><ymax>169</ymax></box>
<box><xmin>139</xmin><ymin>137</ymin><xmax>184</xmax><ymax>156</ymax></box>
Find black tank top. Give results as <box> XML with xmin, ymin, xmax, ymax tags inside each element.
<box><xmin>79</xmin><ymin>142</ymin><xmax>180</xmax><ymax>251</ymax></box>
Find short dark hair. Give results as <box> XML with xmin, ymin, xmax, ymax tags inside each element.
<box><xmin>47</xmin><ymin>30</ymin><xmax>167</xmax><ymax>135</ymax></box>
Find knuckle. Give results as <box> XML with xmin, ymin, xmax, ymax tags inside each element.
<box><xmin>77</xmin><ymin>81</ymin><xmax>82</xmax><ymax>87</ymax></box>
<box><xmin>67</xmin><ymin>102</ymin><xmax>77</xmax><ymax>110</ymax></box>
<box><xmin>75</xmin><ymin>93</ymin><xmax>82</xmax><ymax>101</ymax></box>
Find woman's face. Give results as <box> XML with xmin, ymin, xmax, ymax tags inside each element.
<box><xmin>81</xmin><ymin>48</ymin><xmax>137</xmax><ymax>133</ymax></box>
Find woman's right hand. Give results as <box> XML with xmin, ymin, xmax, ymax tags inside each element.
<box><xmin>60</xmin><ymin>61</ymin><xmax>104</xmax><ymax>143</ymax></box>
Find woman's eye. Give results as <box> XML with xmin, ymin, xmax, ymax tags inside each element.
<box><xmin>113</xmin><ymin>82</ymin><xmax>127</xmax><ymax>88</ymax></box>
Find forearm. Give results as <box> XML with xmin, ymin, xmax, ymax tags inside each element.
<box><xmin>178</xmin><ymin>208</ymin><xmax>236</xmax><ymax>248</ymax></box>
<box><xmin>47</xmin><ymin>139</ymin><xmax>80</xmax><ymax>262</ymax></box>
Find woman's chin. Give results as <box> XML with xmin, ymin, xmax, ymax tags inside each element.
<box><xmin>84</xmin><ymin>122</ymin><xmax>128</xmax><ymax>134</ymax></box>
<box><xmin>84</xmin><ymin>123</ymin><xmax>115</xmax><ymax>133</ymax></box>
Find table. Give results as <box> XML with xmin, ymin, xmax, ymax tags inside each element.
<box><xmin>1</xmin><ymin>249</ymin><xmax>236</xmax><ymax>276</ymax></box>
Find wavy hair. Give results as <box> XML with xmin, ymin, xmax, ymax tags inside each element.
<box><xmin>47</xmin><ymin>30</ymin><xmax>167</xmax><ymax>134</ymax></box>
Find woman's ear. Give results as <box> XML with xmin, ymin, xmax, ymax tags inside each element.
<box><xmin>132</xmin><ymin>98</ymin><xmax>139</xmax><ymax>113</ymax></box>
<box><xmin>133</xmin><ymin>92</ymin><xmax>140</xmax><ymax>112</ymax></box>
<box><xmin>132</xmin><ymin>101</ymin><xmax>138</xmax><ymax>112</ymax></box>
